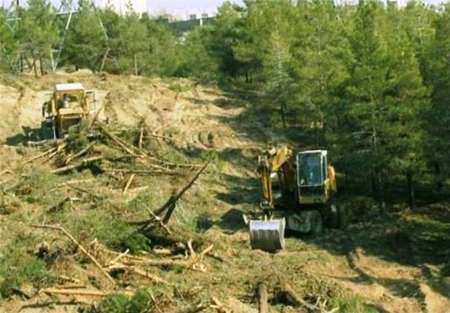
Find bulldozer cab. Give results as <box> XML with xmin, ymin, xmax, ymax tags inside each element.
<box><xmin>43</xmin><ymin>83</ymin><xmax>92</xmax><ymax>139</ymax></box>
<box><xmin>296</xmin><ymin>150</ymin><xmax>329</xmax><ymax>204</ymax></box>
<box><xmin>54</xmin><ymin>83</ymin><xmax>87</xmax><ymax>112</ymax></box>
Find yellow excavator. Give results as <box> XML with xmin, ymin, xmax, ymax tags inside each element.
<box><xmin>248</xmin><ymin>146</ymin><xmax>339</xmax><ymax>251</ymax></box>
<box><xmin>42</xmin><ymin>83</ymin><xmax>95</xmax><ymax>139</ymax></box>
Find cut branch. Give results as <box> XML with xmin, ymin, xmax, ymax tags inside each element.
<box><xmin>64</xmin><ymin>142</ymin><xmax>96</xmax><ymax>165</ymax></box>
<box><xmin>123</xmin><ymin>174</ymin><xmax>136</xmax><ymax>194</ymax></box>
<box><xmin>51</xmin><ymin>156</ymin><xmax>103</xmax><ymax>174</ymax></box>
<box><xmin>31</xmin><ymin>224</ymin><xmax>115</xmax><ymax>286</ymax></box>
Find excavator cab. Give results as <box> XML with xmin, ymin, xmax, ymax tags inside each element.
<box><xmin>297</xmin><ymin>150</ymin><xmax>330</xmax><ymax>204</ymax></box>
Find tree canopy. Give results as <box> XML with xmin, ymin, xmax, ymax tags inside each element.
<box><xmin>0</xmin><ymin>0</ymin><xmax>448</xmax><ymax>204</ymax></box>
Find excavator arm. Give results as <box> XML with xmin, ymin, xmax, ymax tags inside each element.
<box><xmin>250</xmin><ymin>146</ymin><xmax>293</xmax><ymax>251</ymax></box>
<box><xmin>257</xmin><ymin>145</ymin><xmax>293</xmax><ymax>210</ymax></box>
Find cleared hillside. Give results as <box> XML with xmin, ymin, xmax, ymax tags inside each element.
<box><xmin>0</xmin><ymin>72</ymin><xmax>449</xmax><ymax>313</ymax></box>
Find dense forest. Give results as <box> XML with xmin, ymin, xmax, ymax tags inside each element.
<box><xmin>0</xmin><ymin>0</ymin><xmax>449</xmax><ymax>205</ymax></box>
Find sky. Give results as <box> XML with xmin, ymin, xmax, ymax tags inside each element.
<box><xmin>101</xmin><ymin>0</ymin><xmax>445</xmax><ymax>14</ymax></box>
<box><xmin>1</xmin><ymin>0</ymin><xmax>446</xmax><ymax>18</ymax></box>
<box><xmin>140</xmin><ymin>0</ymin><xmax>243</xmax><ymax>15</ymax></box>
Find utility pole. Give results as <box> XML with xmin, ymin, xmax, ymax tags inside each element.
<box><xmin>51</xmin><ymin>0</ymin><xmax>110</xmax><ymax>71</ymax></box>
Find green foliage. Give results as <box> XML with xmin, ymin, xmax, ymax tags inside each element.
<box><xmin>17</xmin><ymin>0</ymin><xmax>58</xmax><ymax>74</ymax></box>
<box><xmin>94</xmin><ymin>288</ymin><xmax>161</xmax><ymax>313</ymax></box>
<box><xmin>168</xmin><ymin>82</ymin><xmax>192</xmax><ymax>93</ymax></box>
<box><xmin>65</xmin><ymin>209</ymin><xmax>150</xmax><ymax>253</ymax></box>
<box><xmin>1</xmin><ymin>0</ymin><xmax>447</xmax><ymax>203</ymax></box>
<box><xmin>13</xmin><ymin>167</ymin><xmax>63</xmax><ymax>206</ymax></box>
<box><xmin>332</xmin><ymin>295</ymin><xmax>378</xmax><ymax>313</ymax></box>
<box><xmin>95</xmin><ymin>293</ymin><xmax>129</xmax><ymax>313</ymax></box>
<box><xmin>66</xmin><ymin>120</ymin><xmax>91</xmax><ymax>153</ymax></box>
<box><xmin>0</xmin><ymin>235</ymin><xmax>55</xmax><ymax>298</ymax></box>
<box><xmin>64</xmin><ymin>0</ymin><xmax>109</xmax><ymax>70</ymax></box>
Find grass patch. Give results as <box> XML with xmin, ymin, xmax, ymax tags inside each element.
<box><xmin>0</xmin><ymin>235</ymin><xmax>55</xmax><ymax>298</ymax></box>
<box><xmin>92</xmin><ymin>287</ymin><xmax>163</xmax><ymax>313</ymax></box>
<box><xmin>13</xmin><ymin>168</ymin><xmax>64</xmax><ymax>206</ymax></box>
<box><xmin>50</xmin><ymin>209</ymin><xmax>151</xmax><ymax>254</ymax></box>
<box><xmin>168</xmin><ymin>83</ymin><xmax>192</xmax><ymax>93</ymax></box>
<box><xmin>331</xmin><ymin>295</ymin><xmax>378</xmax><ymax>313</ymax></box>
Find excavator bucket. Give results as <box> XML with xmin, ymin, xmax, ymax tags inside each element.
<box><xmin>249</xmin><ymin>218</ymin><xmax>286</xmax><ymax>252</ymax></box>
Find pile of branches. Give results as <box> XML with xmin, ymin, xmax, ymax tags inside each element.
<box><xmin>25</xmin><ymin>121</ymin><xmax>202</xmax><ymax>177</ymax></box>
<box><xmin>15</xmin><ymin>122</ymin><xmax>216</xmax><ymax>312</ymax></box>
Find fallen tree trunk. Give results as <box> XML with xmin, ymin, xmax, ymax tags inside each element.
<box><xmin>64</xmin><ymin>142</ymin><xmax>96</xmax><ymax>165</ymax></box>
<box><xmin>41</xmin><ymin>288</ymin><xmax>111</xmax><ymax>297</ymax></box>
<box><xmin>160</xmin><ymin>161</ymin><xmax>209</xmax><ymax>223</ymax></box>
<box><xmin>104</xmin><ymin>168</ymin><xmax>179</xmax><ymax>176</ymax></box>
<box><xmin>258</xmin><ymin>283</ymin><xmax>268</xmax><ymax>313</ymax></box>
<box><xmin>23</xmin><ymin>147</ymin><xmax>57</xmax><ymax>165</ymax></box>
<box><xmin>280</xmin><ymin>282</ymin><xmax>332</xmax><ymax>312</ymax></box>
<box><xmin>51</xmin><ymin>156</ymin><xmax>103</xmax><ymax>174</ymax></box>
<box><xmin>132</xmin><ymin>161</ymin><xmax>209</xmax><ymax>227</ymax></box>
<box><xmin>97</xmin><ymin>123</ymin><xmax>143</xmax><ymax>159</ymax></box>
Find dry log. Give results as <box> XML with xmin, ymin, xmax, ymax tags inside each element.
<box><xmin>55</xmin><ymin>284</ymin><xmax>87</xmax><ymax>289</ymax></box>
<box><xmin>121</xmin><ymin>258</ymin><xmax>188</xmax><ymax>268</ymax></box>
<box><xmin>105</xmin><ymin>168</ymin><xmax>179</xmax><ymax>176</ymax></box>
<box><xmin>40</xmin><ymin>288</ymin><xmax>110</xmax><ymax>297</ymax></box>
<box><xmin>43</xmin><ymin>150</ymin><xmax>60</xmax><ymax>163</ymax></box>
<box><xmin>64</xmin><ymin>142</ymin><xmax>95</xmax><ymax>165</ymax></box>
<box><xmin>58</xmin><ymin>275</ymin><xmax>82</xmax><ymax>284</ymax></box>
<box><xmin>162</xmin><ymin>161</ymin><xmax>209</xmax><ymax>223</ymax></box>
<box><xmin>17</xmin><ymin>299</ymin><xmax>87</xmax><ymax>313</ymax></box>
<box><xmin>59</xmin><ymin>178</ymin><xmax>96</xmax><ymax>187</ymax></box>
<box><xmin>51</xmin><ymin>156</ymin><xmax>103</xmax><ymax>174</ymax></box>
<box><xmin>280</xmin><ymin>282</ymin><xmax>334</xmax><ymax>312</ymax></box>
<box><xmin>257</xmin><ymin>283</ymin><xmax>268</xmax><ymax>313</ymax></box>
<box><xmin>138</xmin><ymin>127</ymin><xmax>144</xmax><ymax>149</ymax></box>
<box><xmin>153</xmin><ymin>248</ymin><xmax>172</xmax><ymax>255</ymax></box>
<box><xmin>23</xmin><ymin>147</ymin><xmax>57</xmax><ymax>165</ymax></box>
<box><xmin>174</xmin><ymin>303</ymin><xmax>207</xmax><ymax>313</ymax></box>
<box><xmin>127</xmin><ymin>267</ymin><xmax>170</xmax><ymax>285</ymax></box>
<box><xmin>107</xmin><ymin>249</ymin><xmax>129</xmax><ymax>266</ymax></box>
<box><xmin>31</xmin><ymin>224</ymin><xmax>115</xmax><ymax>286</ymax></box>
<box><xmin>26</xmin><ymin>139</ymin><xmax>50</xmax><ymax>146</ymax></box>
<box><xmin>133</xmin><ymin>161</ymin><xmax>209</xmax><ymax>227</ymax></box>
<box><xmin>98</xmin><ymin>123</ymin><xmax>142</xmax><ymax>158</ymax></box>
<box><xmin>123</xmin><ymin>174</ymin><xmax>136</xmax><ymax>194</ymax></box>
<box><xmin>210</xmin><ymin>296</ymin><xmax>231</xmax><ymax>313</ymax></box>
<box><xmin>145</xmin><ymin>207</ymin><xmax>172</xmax><ymax>235</ymax></box>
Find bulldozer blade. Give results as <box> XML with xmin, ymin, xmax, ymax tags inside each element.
<box><xmin>249</xmin><ymin>218</ymin><xmax>286</xmax><ymax>252</ymax></box>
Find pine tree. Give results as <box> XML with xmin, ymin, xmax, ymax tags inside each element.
<box><xmin>342</xmin><ymin>2</ymin><xmax>429</xmax><ymax>205</ymax></box>
<box><xmin>115</xmin><ymin>3</ymin><xmax>147</xmax><ymax>75</ymax></box>
<box><xmin>0</xmin><ymin>9</ymin><xmax>19</xmax><ymax>72</ymax></box>
<box><xmin>422</xmin><ymin>4</ymin><xmax>450</xmax><ymax>191</ymax></box>
<box><xmin>64</xmin><ymin>0</ymin><xmax>108</xmax><ymax>71</ymax></box>
<box><xmin>18</xmin><ymin>0</ymin><xmax>58</xmax><ymax>76</ymax></box>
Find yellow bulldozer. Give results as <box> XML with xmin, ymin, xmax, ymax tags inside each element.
<box><xmin>247</xmin><ymin>146</ymin><xmax>340</xmax><ymax>251</ymax></box>
<box><xmin>42</xmin><ymin>83</ymin><xmax>96</xmax><ymax>139</ymax></box>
